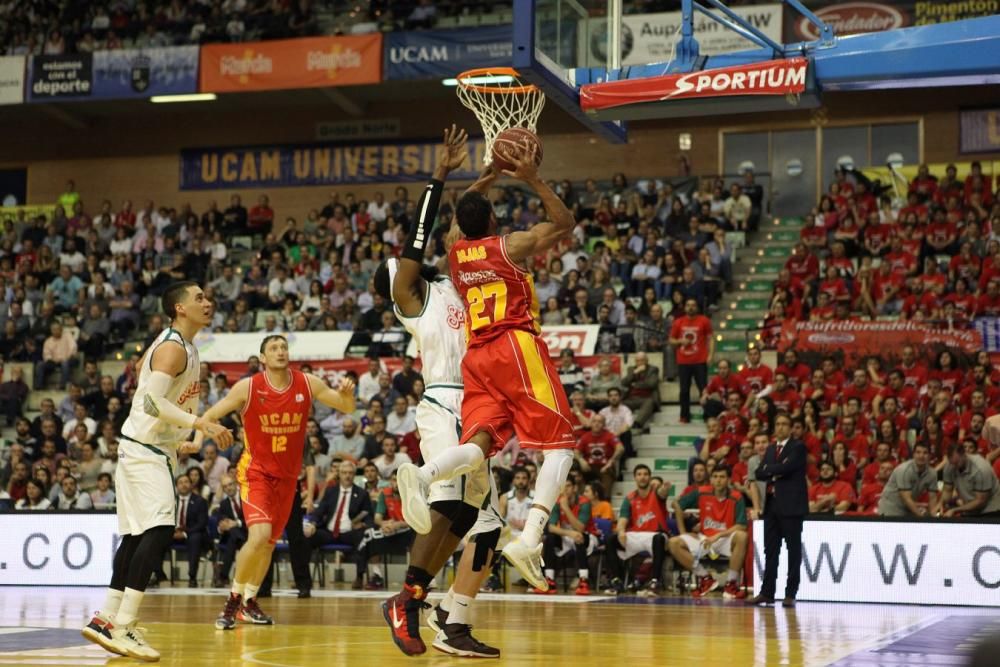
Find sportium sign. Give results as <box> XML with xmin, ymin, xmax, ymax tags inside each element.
<box><xmin>580</xmin><ymin>58</ymin><xmax>808</xmax><ymax>111</ymax></box>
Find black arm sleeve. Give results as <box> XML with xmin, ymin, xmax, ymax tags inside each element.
<box><xmin>401</xmin><ymin>179</ymin><xmax>444</xmax><ymax>263</ymax></box>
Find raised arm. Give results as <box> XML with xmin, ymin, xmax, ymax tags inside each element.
<box><xmin>394</xmin><ymin>125</ymin><xmax>469</xmax><ymax>317</ymax></box>
<box><xmin>144</xmin><ymin>342</ymin><xmax>232</xmax><ymax>448</ymax></box>
<box><xmin>501</xmin><ymin>144</ymin><xmax>576</xmax><ymax>264</ymax></box>
<box><xmin>307</xmin><ymin>374</ymin><xmax>356</xmax><ymax>414</ymax></box>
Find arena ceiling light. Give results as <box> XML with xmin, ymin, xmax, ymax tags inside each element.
<box><xmin>150</xmin><ymin>93</ymin><xmax>218</xmax><ymax>103</ymax></box>
<box><xmin>442</xmin><ymin>75</ymin><xmax>514</xmax><ymax>86</ymax></box>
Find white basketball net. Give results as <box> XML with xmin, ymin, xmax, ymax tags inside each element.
<box><xmin>456</xmin><ymin>70</ymin><xmax>546</xmax><ymax>164</ymax></box>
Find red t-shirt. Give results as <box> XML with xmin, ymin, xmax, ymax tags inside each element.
<box><xmin>704</xmin><ymin>373</ymin><xmax>745</xmax><ymax>400</ymax></box>
<box><xmin>776</xmin><ymin>363</ymin><xmax>811</xmax><ymax>391</ymax></box>
<box><xmin>678</xmin><ymin>486</ymin><xmax>745</xmax><ymax>537</ymax></box>
<box><xmin>899</xmin><ymin>363</ymin><xmax>928</xmax><ymax>390</ymax></box>
<box><xmin>977</xmin><ymin>294</ymin><xmax>1000</xmax><ymax>317</ymax></box>
<box><xmin>770</xmin><ymin>388</ymin><xmax>801</xmax><ymax>414</ymax></box>
<box><xmin>862</xmin><ymin>459</ymin><xmax>897</xmax><ymax>484</ymax></box>
<box><xmin>241</xmin><ymin>370</ymin><xmax>313</xmax><ymax>480</ymax></box>
<box><xmin>879</xmin><ymin>385</ymin><xmax>919</xmax><ymax>414</ymax></box>
<box><xmin>930</xmin><ymin>369</ymin><xmax>963</xmax><ymax>395</ymax></box>
<box><xmin>857</xmin><ymin>481</ymin><xmax>885</xmax><ymax>514</ymax></box>
<box><xmin>808</xmin><ymin>480</ymin><xmax>856</xmax><ymax>506</ymax></box>
<box><xmin>842</xmin><ymin>384</ymin><xmax>879</xmax><ymax>413</ymax></box>
<box><xmin>706</xmin><ymin>432</ymin><xmax>741</xmax><ymax>468</ymax></box>
<box><xmin>836</xmin><ymin>432</ymin><xmax>872</xmax><ymax>463</ymax></box>
<box><xmin>732</xmin><ymin>461</ymin><xmax>749</xmax><ymax>485</ymax></box>
<box><xmin>577</xmin><ymin>430</ymin><xmax>620</xmax><ymax>468</ymax></box>
<box><xmin>802</xmin><ymin>432</ymin><xmax>826</xmax><ymax>462</ymax></box>
<box><xmin>786</xmin><ymin>254</ymin><xmax>819</xmax><ymax>282</ymax></box>
<box><xmin>801</xmin><ymin>384</ymin><xmax>837</xmax><ymax>412</ymax></box>
<box><xmin>739</xmin><ymin>364</ymin><xmax>774</xmax><ymax>395</ymax></box>
<box><xmin>718</xmin><ymin>411</ymin><xmax>749</xmax><ymax>439</ymax></box>
<box><xmin>885</xmin><ymin>250</ymin><xmax>917</xmax><ymax>276</ymax></box>
<box><xmin>671</xmin><ymin>315</ymin><xmax>713</xmax><ymax>365</ymax></box>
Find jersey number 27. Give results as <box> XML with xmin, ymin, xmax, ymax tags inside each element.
<box><xmin>467</xmin><ymin>281</ymin><xmax>508</xmax><ymax>331</ymax></box>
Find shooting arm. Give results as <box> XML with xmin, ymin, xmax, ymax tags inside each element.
<box><xmin>504</xmin><ymin>169</ymin><xmax>575</xmax><ymax>264</ymax></box>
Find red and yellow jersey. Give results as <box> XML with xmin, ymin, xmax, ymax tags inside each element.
<box><xmin>678</xmin><ymin>485</ymin><xmax>746</xmax><ymax>537</ymax></box>
<box><xmin>238</xmin><ymin>370</ymin><xmax>313</xmax><ymax>480</ymax></box>
<box><xmin>449</xmin><ymin>235</ymin><xmax>540</xmax><ymax>348</ymax></box>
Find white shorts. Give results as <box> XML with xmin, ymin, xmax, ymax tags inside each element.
<box><xmin>418</xmin><ymin>386</ymin><xmax>503</xmax><ymax>539</ymax></box>
<box><xmin>116</xmin><ymin>437</ymin><xmax>177</xmax><ymax>536</ymax></box>
<box><xmin>616</xmin><ymin>531</ymin><xmax>664</xmax><ymax>560</ymax></box>
<box><xmin>677</xmin><ymin>533</ymin><xmax>735</xmax><ymax>559</ymax></box>
<box><xmin>556</xmin><ymin>533</ymin><xmax>598</xmax><ymax>558</ymax></box>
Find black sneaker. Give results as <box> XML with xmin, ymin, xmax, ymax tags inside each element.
<box><xmin>426</xmin><ymin>604</ymin><xmax>449</xmax><ymax>634</ymax></box>
<box><xmin>480</xmin><ymin>574</ymin><xmax>501</xmax><ymax>593</ymax></box>
<box><xmin>432</xmin><ymin>624</ymin><xmax>500</xmax><ymax>659</ymax></box>
<box><xmin>215</xmin><ymin>593</ymin><xmax>241</xmax><ymax>630</ymax></box>
<box><xmin>365</xmin><ymin>574</ymin><xmax>385</xmax><ymax>590</ymax></box>
<box><xmin>626</xmin><ymin>579</ymin><xmax>642</xmax><ymax>595</ymax></box>
<box><xmin>602</xmin><ymin>577</ymin><xmax>624</xmax><ymax>595</ymax></box>
<box><xmin>639</xmin><ymin>578</ymin><xmax>662</xmax><ymax>598</ymax></box>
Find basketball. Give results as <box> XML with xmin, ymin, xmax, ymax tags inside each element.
<box><xmin>491</xmin><ymin>127</ymin><xmax>543</xmax><ymax>173</ymax></box>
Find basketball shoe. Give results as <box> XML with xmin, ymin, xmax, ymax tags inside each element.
<box><xmin>722</xmin><ymin>581</ymin><xmax>747</xmax><ymax>600</ymax></box>
<box><xmin>107</xmin><ymin>620</ymin><xmax>159</xmax><ymax>662</ymax></box>
<box><xmin>396</xmin><ymin>463</ymin><xmax>432</xmax><ymax>534</ymax></box>
<box><xmin>433</xmin><ymin>624</ymin><xmax>501</xmax><ymax>659</ymax></box>
<box><xmin>82</xmin><ymin>611</ymin><xmax>124</xmax><ymax>655</ymax></box>
<box><xmin>383</xmin><ymin>583</ymin><xmax>430</xmax><ymax>656</ymax></box>
<box><xmin>215</xmin><ymin>593</ymin><xmax>241</xmax><ymax>630</ymax></box>
<box><xmin>238</xmin><ymin>598</ymin><xmax>274</xmax><ymax>624</ymax></box>
<box><xmin>502</xmin><ymin>537</ymin><xmax>547</xmax><ymax>591</ymax></box>
<box><xmin>692</xmin><ymin>575</ymin><xmax>719</xmax><ymax>598</ymax></box>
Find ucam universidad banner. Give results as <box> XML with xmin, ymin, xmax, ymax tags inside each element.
<box><xmin>199</xmin><ymin>34</ymin><xmax>381</xmax><ymax>93</ymax></box>
<box><xmin>751</xmin><ymin>518</ymin><xmax>1000</xmax><ymax>606</ymax></box>
<box><xmin>179</xmin><ymin>137</ymin><xmax>485</xmax><ymax>189</ymax></box>
<box><xmin>0</xmin><ymin>55</ymin><xmax>25</xmax><ymax>105</ymax></box>
<box><xmin>384</xmin><ymin>26</ymin><xmax>512</xmax><ymax>80</ymax></box>
<box><xmin>92</xmin><ymin>46</ymin><xmax>199</xmax><ymax>98</ymax></box>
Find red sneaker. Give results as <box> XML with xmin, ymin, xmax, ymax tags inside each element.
<box><xmin>692</xmin><ymin>575</ymin><xmax>719</xmax><ymax>598</ymax></box>
<box><xmin>574</xmin><ymin>580</ymin><xmax>591</xmax><ymax>596</ymax></box>
<box><xmin>531</xmin><ymin>578</ymin><xmax>557</xmax><ymax>595</ymax></box>
<box><xmin>382</xmin><ymin>584</ymin><xmax>430</xmax><ymax>656</ymax></box>
<box><xmin>722</xmin><ymin>581</ymin><xmax>747</xmax><ymax>600</ymax></box>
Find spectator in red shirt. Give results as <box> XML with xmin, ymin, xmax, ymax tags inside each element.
<box><xmin>766</xmin><ymin>372</ymin><xmax>801</xmax><ymax>417</ymax></box>
<box><xmin>800</xmin><ymin>369</ymin><xmax>838</xmax><ymax>419</ymax></box>
<box><xmin>800</xmin><ymin>215</ymin><xmax>827</xmax><ymax>253</ymax></box>
<box><xmin>897</xmin><ymin>345</ymin><xmax>929</xmax><ymax>389</ymax></box>
<box><xmin>739</xmin><ymin>346</ymin><xmax>773</xmax><ymax>397</ymax></box>
<box><xmin>700</xmin><ymin>417</ymin><xmax>741</xmax><ymax>469</ymax></box>
<box><xmin>925</xmin><ymin>208</ymin><xmax>958</xmax><ymax>254</ymax></box>
<box><xmin>682</xmin><ymin>460</ymin><xmax>709</xmax><ymax>497</ymax></box>
<box><xmin>833</xmin><ymin>415</ymin><xmax>871</xmax><ymax>467</ymax></box>
<box><xmin>863</xmin><ymin>211</ymin><xmax>893</xmax><ymax>257</ymax></box>
<box><xmin>575</xmin><ymin>414</ymin><xmax>625</xmax><ymax>494</ymax></box>
<box><xmin>821</xmin><ymin>357</ymin><xmax>847</xmax><ymax>392</ymax></box>
<box><xmin>977</xmin><ymin>279</ymin><xmax>1000</xmax><ymax>317</ymax></box>
<box><xmin>792</xmin><ymin>414</ymin><xmax>825</xmax><ymax>465</ymax></box>
<box><xmin>874</xmin><ymin>369</ymin><xmax>918</xmax><ymax>421</ymax></box>
<box><xmin>958</xmin><ymin>378</ymin><xmax>1000</xmax><ymax>417</ymax></box>
<box><xmin>862</xmin><ymin>441</ymin><xmax>897</xmax><ymax>484</ymax></box>
<box><xmin>718</xmin><ymin>391</ymin><xmax>749</xmax><ymax>440</ymax></box>
<box><xmin>878</xmin><ymin>397</ymin><xmax>910</xmax><ymax>445</ymax></box>
<box><xmin>857</xmin><ymin>461</ymin><xmax>893</xmax><ymax>515</ymax></box>
<box><xmin>931</xmin><ymin>350</ymin><xmax>963</xmax><ymax>395</ymax></box>
<box><xmin>928</xmin><ymin>390</ymin><xmax>960</xmax><ymax>439</ymax></box>
<box><xmin>785</xmin><ymin>243</ymin><xmax>819</xmax><ymax>284</ymax></box>
<box><xmin>248</xmin><ymin>194</ymin><xmax>275</xmax><ymax>235</ymax></box>
<box><xmin>884</xmin><ymin>237</ymin><xmax>918</xmax><ymax>277</ymax></box>
<box><xmin>945</xmin><ymin>278</ymin><xmax>977</xmax><ymax>320</ymax></box>
<box><xmin>568</xmin><ymin>391</ymin><xmax>595</xmax><ymax>438</ymax></box>
<box><xmin>961</xmin><ymin>413</ymin><xmax>990</xmax><ymax>455</ymax></box>
<box><xmin>842</xmin><ymin>368</ymin><xmax>879</xmax><ymax>415</ymax></box>
<box><xmin>669</xmin><ymin>298</ymin><xmax>714</xmax><ymax>424</ymax></box>
<box><xmin>874</xmin><ymin>415</ymin><xmax>909</xmax><ymax>459</ymax></box>
<box><xmin>809</xmin><ymin>461</ymin><xmax>856</xmax><ymax>514</ymax></box>
<box><xmin>776</xmin><ymin>349</ymin><xmax>811</xmax><ymax>392</ymax></box>
<box><xmin>949</xmin><ymin>242</ymin><xmax>981</xmax><ymax>284</ymax></box>
<box><xmin>700</xmin><ymin>358</ymin><xmax>744</xmax><ymax>419</ymax></box>
<box><xmin>809</xmin><ymin>291</ymin><xmax>835</xmax><ymax>321</ymax></box>
<box><xmin>827</xmin><ymin>241</ymin><xmax>856</xmax><ymax>278</ymax></box>
<box><xmin>818</xmin><ymin>265</ymin><xmax>850</xmax><ymax>304</ymax></box>
<box><xmin>828</xmin><ymin>441</ymin><xmax>858</xmax><ymax>487</ymax></box>
<box><xmin>731</xmin><ymin>440</ymin><xmax>754</xmax><ymax>488</ymax></box>
<box><xmin>918</xmin><ymin>414</ymin><xmax>952</xmax><ymax>467</ymax></box>
<box><xmin>872</xmin><ymin>260</ymin><xmax>904</xmax><ymax>315</ymax></box>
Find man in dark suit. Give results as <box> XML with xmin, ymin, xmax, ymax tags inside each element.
<box><xmin>747</xmin><ymin>412</ymin><xmax>808</xmax><ymax>608</ymax></box>
<box><xmin>213</xmin><ymin>475</ymin><xmax>247</xmax><ymax>587</ymax></box>
<box><xmin>303</xmin><ymin>460</ymin><xmax>374</xmax><ymax>590</ymax></box>
<box><xmin>158</xmin><ymin>473</ymin><xmax>210</xmax><ymax>587</ymax></box>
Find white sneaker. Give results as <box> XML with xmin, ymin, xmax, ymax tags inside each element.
<box><xmin>81</xmin><ymin>611</ymin><xmax>124</xmax><ymax>656</ymax></box>
<box><xmin>109</xmin><ymin>620</ymin><xmax>160</xmax><ymax>662</ymax></box>
<box><xmin>396</xmin><ymin>463</ymin><xmax>431</xmax><ymax>534</ymax></box>
<box><xmin>502</xmin><ymin>537</ymin><xmax>546</xmax><ymax>592</ymax></box>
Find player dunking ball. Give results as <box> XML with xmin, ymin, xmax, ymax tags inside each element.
<box><xmin>82</xmin><ymin>282</ymin><xmax>233</xmax><ymax>662</ymax></box>
<box><xmin>376</xmin><ymin>125</ymin><xmax>504</xmax><ymax>658</ymax></box>
<box><xmin>397</xmin><ymin>137</ymin><xmax>577</xmax><ymax>591</ymax></box>
<box><xmin>201</xmin><ymin>335</ymin><xmax>355</xmax><ymax>629</ymax></box>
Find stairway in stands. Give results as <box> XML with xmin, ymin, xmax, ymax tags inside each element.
<box><xmin>609</xmin><ymin>216</ymin><xmax>803</xmax><ymax>510</ymax></box>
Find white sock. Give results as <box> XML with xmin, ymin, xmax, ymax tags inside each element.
<box><xmin>578</xmin><ymin>569</ymin><xmax>589</xmax><ymax>581</ymax></box>
<box><xmin>102</xmin><ymin>589</ymin><xmax>123</xmax><ymax>618</ymax></box>
<box><xmin>520</xmin><ymin>508</ymin><xmax>549</xmax><ymax>548</ymax></box>
<box><xmin>448</xmin><ymin>593</ymin><xmax>474</xmax><ymax>625</ymax></box>
<box><xmin>231</xmin><ymin>581</ymin><xmax>245</xmax><ymax>598</ymax></box>
<box><xmin>544</xmin><ymin>568</ymin><xmax>555</xmax><ymax>580</ymax></box>
<box><xmin>727</xmin><ymin>570</ymin><xmax>740</xmax><ymax>582</ymax></box>
<box><xmin>244</xmin><ymin>583</ymin><xmax>259</xmax><ymax>601</ymax></box>
<box><xmin>370</xmin><ymin>564</ymin><xmax>383</xmax><ymax>578</ymax></box>
<box><xmin>440</xmin><ymin>587</ymin><xmax>455</xmax><ymax>614</ymax></box>
<box><xmin>420</xmin><ymin>446</ymin><xmax>484</xmax><ymax>486</ymax></box>
<box><xmin>115</xmin><ymin>588</ymin><xmax>143</xmax><ymax>626</ymax></box>
<box><xmin>693</xmin><ymin>564</ymin><xmax>708</xmax><ymax>577</ymax></box>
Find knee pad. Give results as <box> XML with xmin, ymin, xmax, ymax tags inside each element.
<box><xmin>533</xmin><ymin>448</ymin><xmax>575</xmax><ymax>509</ymax></box>
<box><xmin>469</xmin><ymin>528</ymin><xmax>501</xmax><ymax>572</ymax></box>
<box><xmin>448</xmin><ymin>503</ymin><xmax>479</xmax><ymax>539</ymax></box>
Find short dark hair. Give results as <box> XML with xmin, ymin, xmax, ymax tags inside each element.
<box><xmin>633</xmin><ymin>463</ymin><xmax>651</xmax><ymax>475</ymax></box>
<box><xmin>259</xmin><ymin>334</ymin><xmax>286</xmax><ymax>353</ymax></box>
<box><xmin>947</xmin><ymin>443</ymin><xmax>966</xmax><ymax>459</ymax></box>
<box><xmin>456</xmin><ymin>191</ymin><xmax>492</xmax><ymax>239</ymax></box>
<box><xmin>712</xmin><ymin>464</ymin><xmax>731</xmax><ymax>477</ymax></box>
<box><xmin>912</xmin><ymin>442</ymin><xmax>930</xmax><ymax>455</ymax></box>
<box><xmin>162</xmin><ymin>281</ymin><xmax>198</xmax><ymax>319</ymax></box>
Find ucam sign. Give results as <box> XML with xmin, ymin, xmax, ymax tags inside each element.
<box><xmin>580</xmin><ymin>58</ymin><xmax>808</xmax><ymax>112</ymax></box>
<box><xmin>751</xmin><ymin>518</ymin><xmax>1000</xmax><ymax>606</ymax></box>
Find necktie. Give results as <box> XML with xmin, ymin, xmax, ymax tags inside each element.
<box><xmin>332</xmin><ymin>490</ymin><xmax>347</xmax><ymax>538</ymax></box>
<box><xmin>179</xmin><ymin>498</ymin><xmax>187</xmax><ymax>530</ymax></box>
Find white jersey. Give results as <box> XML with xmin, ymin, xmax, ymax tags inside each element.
<box><xmin>121</xmin><ymin>327</ymin><xmax>201</xmax><ymax>453</ymax></box>
<box><xmin>390</xmin><ymin>260</ymin><xmax>465</xmax><ymax>387</ymax></box>
<box><xmin>505</xmin><ymin>489</ymin><xmax>534</xmax><ymax>536</ymax></box>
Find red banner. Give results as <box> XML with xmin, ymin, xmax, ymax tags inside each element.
<box><xmin>778</xmin><ymin>320</ymin><xmax>982</xmax><ymax>369</ymax></box>
<box><xmin>579</xmin><ymin>57</ymin><xmax>808</xmax><ymax>112</ymax></box>
<box><xmin>208</xmin><ymin>355</ymin><xmax>621</xmax><ymax>389</ymax></box>
<box><xmin>199</xmin><ymin>35</ymin><xmax>382</xmax><ymax>93</ymax></box>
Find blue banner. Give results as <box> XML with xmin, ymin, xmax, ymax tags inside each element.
<box><xmin>384</xmin><ymin>26</ymin><xmax>512</xmax><ymax>80</ymax></box>
<box><xmin>93</xmin><ymin>46</ymin><xmax>198</xmax><ymax>98</ymax></box>
<box><xmin>180</xmin><ymin>138</ymin><xmax>487</xmax><ymax>190</ymax></box>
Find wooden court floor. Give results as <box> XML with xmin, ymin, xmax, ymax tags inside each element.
<box><xmin>0</xmin><ymin>586</ymin><xmax>995</xmax><ymax>666</ymax></box>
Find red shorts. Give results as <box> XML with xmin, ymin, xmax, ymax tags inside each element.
<box><xmin>237</xmin><ymin>465</ymin><xmax>298</xmax><ymax>543</ymax></box>
<box><xmin>460</xmin><ymin>329</ymin><xmax>575</xmax><ymax>452</ymax></box>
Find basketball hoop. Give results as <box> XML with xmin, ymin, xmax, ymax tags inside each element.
<box><xmin>455</xmin><ymin>67</ymin><xmax>546</xmax><ymax>164</ymax></box>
